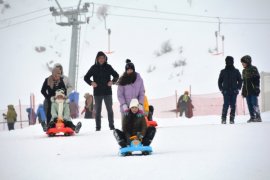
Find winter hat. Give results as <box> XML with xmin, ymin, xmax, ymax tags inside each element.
<box><xmin>55</xmin><ymin>89</ymin><xmax>65</xmax><ymax>98</ymax></box>
<box><xmin>129</xmin><ymin>98</ymin><xmax>139</xmax><ymax>108</ymax></box>
<box><xmin>241</xmin><ymin>55</ymin><xmax>252</xmax><ymax>65</ymax></box>
<box><xmin>125</xmin><ymin>59</ymin><xmax>135</xmax><ymax>72</ymax></box>
<box><xmin>225</xmin><ymin>56</ymin><xmax>234</xmax><ymax>65</ymax></box>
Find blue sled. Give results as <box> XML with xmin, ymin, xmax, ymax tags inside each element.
<box><xmin>120</xmin><ymin>139</ymin><xmax>152</xmax><ymax>156</ymax></box>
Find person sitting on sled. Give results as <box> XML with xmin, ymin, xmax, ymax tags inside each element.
<box><xmin>113</xmin><ymin>98</ymin><xmax>156</xmax><ymax>148</ymax></box>
<box><xmin>47</xmin><ymin>89</ymin><xmax>82</xmax><ymax>133</ymax></box>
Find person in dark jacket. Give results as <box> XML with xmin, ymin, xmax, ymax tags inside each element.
<box><xmin>113</xmin><ymin>98</ymin><xmax>156</xmax><ymax>148</ymax></box>
<box><xmin>41</xmin><ymin>67</ymin><xmax>67</xmax><ymax>126</ymax></box>
<box><xmin>218</xmin><ymin>56</ymin><xmax>242</xmax><ymax>124</ymax></box>
<box><xmin>84</xmin><ymin>51</ymin><xmax>119</xmax><ymax>131</ymax></box>
<box><xmin>240</xmin><ymin>55</ymin><xmax>262</xmax><ymax>122</ymax></box>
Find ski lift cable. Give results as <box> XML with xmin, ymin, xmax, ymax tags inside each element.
<box><xmin>95</xmin><ymin>3</ymin><xmax>270</xmax><ymax>21</ymax></box>
<box><xmin>0</xmin><ymin>7</ymin><xmax>49</xmax><ymax>22</ymax></box>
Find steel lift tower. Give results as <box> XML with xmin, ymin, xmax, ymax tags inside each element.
<box><xmin>50</xmin><ymin>0</ymin><xmax>94</xmax><ymax>90</ymax></box>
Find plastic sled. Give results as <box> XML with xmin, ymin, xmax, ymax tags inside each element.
<box><xmin>145</xmin><ymin>116</ymin><xmax>158</xmax><ymax>127</ymax></box>
<box><xmin>46</xmin><ymin>119</ymin><xmax>74</xmax><ymax>137</ymax></box>
<box><xmin>120</xmin><ymin>136</ymin><xmax>152</xmax><ymax>156</ymax></box>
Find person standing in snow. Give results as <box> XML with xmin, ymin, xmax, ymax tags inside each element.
<box><xmin>117</xmin><ymin>59</ymin><xmax>145</xmax><ymax>117</ymax></box>
<box><xmin>113</xmin><ymin>98</ymin><xmax>156</xmax><ymax>148</ymax></box>
<box><xmin>84</xmin><ymin>51</ymin><xmax>119</xmax><ymax>131</ymax></box>
<box><xmin>41</xmin><ymin>67</ymin><xmax>67</xmax><ymax>126</ymax></box>
<box><xmin>177</xmin><ymin>91</ymin><xmax>193</xmax><ymax>118</ymax></box>
<box><xmin>218</xmin><ymin>56</ymin><xmax>242</xmax><ymax>124</ymax></box>
<box><xmin>240</xmin><ymin>55</ymin><xmax>262</xmax><ymax>123</ymax></box>
<box><xmin>81</xmin><ymin>93</ymin><xmax>94</xmax><ymax>119</ymax></box>
<box><xmin>47</xmin><ymin>89</ymin><xmax>82</xmax><ymax>133</ymax></box>
<box><xmin>3</xmin><ymin>105</ymin><xmax>17</xmax><ymax>131</ymax></box>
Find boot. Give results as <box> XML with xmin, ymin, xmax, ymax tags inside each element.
<box><xmin>113</xmin><ymin>129</ymin><xmax>127</xmax><ymax>148</ymax></box>
<box><xmin>41</xmin><ymin>122</ymin><xmax>47</xmax><ymax>132</ymax></box>
<box><xmin>75</xmin><ymin>122</ymin><xmax>82</xmax><ymax>133</ymax></box>
<box><xmin>229</xmin><ymin>116</ymin><xmax>235</xmax><ymax>124</ymax></box>
<box><xmin>142</xmin><ymin>127</ymin><xmax>156</xmax><ymax>146</ymax></box>
<box><xmin>221</xmin><ymin>117</ymin><xmax>226</xmax><ymax>124</ymax></box>
<box><xmin>247</xmin><ymin>117</ymin><xmax>256</xmax><ymax>123</ymax></box>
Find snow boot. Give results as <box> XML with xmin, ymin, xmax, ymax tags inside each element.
<box><xmin>255</xmin><ymin>115</ymin><xmax>262</xmax><ymax>122</ymax></box>
<box><xmin>221</xmin><ymin>117</ymin><xmax>226</xmax><ymax>124</ymax></box>
<box><xmin>75</xmin><ymin>122</ymin><xmax>82</xmax><ymax>133</ymax></box>
<box><xmin>142</xmin><ymin>126</ymin><xmax>156</xmax><ymax>146</ymax></box>
<box><xmin>113</xmin><ymin>129</ymin><xmax>127</xmax><ymax>148</ymax></box>
<box><xmin>230</xmin><ymin>116</ymin><xmax>235</xmax><ymax>124</ymax></box>
<box><xmin>41</xmin><ymin>122</ymin><xmax>47</xmax><ymax>132</ymax></box>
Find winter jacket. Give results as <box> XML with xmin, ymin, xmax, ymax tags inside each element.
<box><xmin>218</xmin><ymin>65</ymin><xmax>242</xmax><ymax>94</ymax></box>
<box><xmin>6</xmin><ymin>105</ymin><xmax>17</xmax><ymax>123</ymax></box>
<box><xmin>117</xmin><ymin>73</ymin><xmax>145</xmax><ymax>112</ymax></box>
<box><xmin>84</xmin><ymin>62</ymin><xmax>119</xmax><ymax>96</ymax></box>
<box><xmin>36</xmin><ymin>105</ymin><xmax>46</xmax><ymax>122</ymax></box>
<box><xmin>241</xmin><ymin>65</ymin><xmax>260</xmax><ymax>97</ymax></box>
<box><xmin>41</xmin><ymin>77</ymin><xmax>67</xmax><ymax>100</ymax></box>
<box><xmin>177</xmin><ymin>95</ymin><xmax>191</xmax><ymax>109</ymax></box>
<box><xmin>122</xmin><ymin>111</ymin><xmax>147</xmax><ymax>141</ymax></box>
<box><xmin>50</xmin><ymin>99</ymin><xmax>71</xmax><ymax>122</ymax></box>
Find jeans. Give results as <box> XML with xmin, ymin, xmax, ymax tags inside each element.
<box><xmin>246</xmin><ymin>95</ymin><xmax>261</xmax><ymax>119</ymax></box>
<box><xmin>94</xmin><ymin>95</ymin><xmax>114</xmax><ymax>130</ymax></box>
<box><xmin>222</xmin><ymin>93</ymin><xmax>237</xmax><ymax>120</ymax></box>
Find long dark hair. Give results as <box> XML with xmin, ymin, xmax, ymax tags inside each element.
<box><xmin>117</xmin><ymin>72</ymin><xmax>137</xmax><ymax>86</ymax></box>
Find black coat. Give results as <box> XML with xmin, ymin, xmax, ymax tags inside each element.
<box><xmin>241</xmin><ymin>65</ymin><xmax>260</xmax><ymax>97</ymax></box>
<box><xmin>41</xmin><ymin>77</ymin><xmax>67</xmax><ymax>100</ymax></box>
<box><xmin>218</xmin><ymin>65</ymin><xmax>242</xmax><ymax>94</ymax></box>
<box><xmin>84</xmin><ymin>62</ymin><xmax>119</xmax><ymax>96</ymax></box>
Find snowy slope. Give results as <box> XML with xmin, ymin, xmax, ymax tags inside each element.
<box><xmin>0</xmin><ymin>112</ymin><xmax>270</xmax><ymax>180</ymax></box>
<box><xmin>1</xmin><ymin>0</ymin><xmax>270</xmax><ymax>109</ymax></box>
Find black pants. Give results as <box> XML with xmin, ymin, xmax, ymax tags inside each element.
<box><xmin>94</xmin><ymin>95</ymin><xmax>114</xmax><ymax>130</ymax></box>
<box><xmin>222</xmin><ymin>93</ymin><xmax>237</xmax><ymax>120</ymax></box>
<box><xmin>7</xmin><ymin>123</ymin><xmax>15</xmax><ymax>131</ymax></box>
<box><xmin>148</xmin><ymin>105</ymin><xmax>154</xmax><ymax>121</ymax></box>
<box><xmin>113</xmin><ymin>127</ymin><xmax>156</xmax><ymax>147</ymax></box>
<box><xmin>44</xmin><ymin>99</ymin><xmax>51</xmax><ymax>125</ymax></box>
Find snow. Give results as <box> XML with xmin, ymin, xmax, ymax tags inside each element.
<box><xmin>1</xmin><ymin>112</ymin><xmax>270</xmax><ymax>180</ymax></box>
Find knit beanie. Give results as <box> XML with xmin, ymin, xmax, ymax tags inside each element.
<box><xmin>125</xmin><ymin>59</ymin><xmax>135</xmax><ymax>72</ymax></box>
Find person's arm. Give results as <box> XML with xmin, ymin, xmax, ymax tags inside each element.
<box><xmin>109</xmin><ymin>65</ymin><xmax>119</xmax><ymax>84</ymax></box>
<box><xmin>63</xmin><ymin>103</ymin><xmax>71</xmax><ymax>121</ymax></box>
<box><xmin>41</xmin><ymin>78</ymin><xmax>49</xmax><ymax>99</ymax></box>
<box><xmin>50</xmin><ymin>102</ymin><xmax>58</xmax><ymax>121</ymax></box>
<box><xmin>236</xmin><ymin>70</ymin><xmax>243</xmax><ymax>90</ymax></box>
<box><xmin>84</xmin><ymin>67</ymin><xmax>94</xmax><ymax>86</ymax></box>
<box><xmin>218</xmin><ymin>70</ymin><xmax>224</xmax><ymax>92</ymax></box>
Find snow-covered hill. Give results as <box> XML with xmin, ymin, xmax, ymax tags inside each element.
<box><xmin>1</xmin><ymin>112</ymin><xmax>270</xmax><ymax>180</ymax></box>
<box><xmin>1</xmin><ymin>0</ymin><xmax>270</xmax><ymax>109</ymax></box>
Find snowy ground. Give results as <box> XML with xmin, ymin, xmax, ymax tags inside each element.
<box><xmin>0</xmin><ymin>112</ymin><xmax>270</xmax><ymax>180</ymax></box>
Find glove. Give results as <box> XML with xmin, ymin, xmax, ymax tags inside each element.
<box><xmin>122</xmin><ymin>104</ymin><xmax>129</xmax><ymax>116</ymax></box>
<box><xmin>234</xmin><ymin>90</ymin><xmax>239</xmax><ymax>94</ymax></box>
<box><xmin>138</xmin><ymin>103</ymin><xmax>144</xmax><ymax>112</ymax></box>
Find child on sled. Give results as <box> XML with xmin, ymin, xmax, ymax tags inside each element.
<box><xmin>47</xmin><ymin>89</ymin><xmax>82</xmax><ymax>133</ymax></box>
<box><xmin>113</xmin><ymin>98</ymin><xmax>156</xmax><ymax>148</ymax></box>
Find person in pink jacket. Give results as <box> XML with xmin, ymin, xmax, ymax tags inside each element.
<box><xmin>117</xmin><ymin>59</ymin><xmax>145</xmax><ymax>116</ymax></box>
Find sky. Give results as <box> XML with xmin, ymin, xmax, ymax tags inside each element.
<box><xmin>0</xmin><ymin>0</ymin><xmax>270</xmax><ymax>109</ymax></box>
<box><xmin>1</xmin><ymin>112</ymin><xmax>270</xmax><ymax>180</ymax></box>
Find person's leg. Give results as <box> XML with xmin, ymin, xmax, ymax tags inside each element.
<box><xmin>229</xmin><ymin>94</ymin><xmax>237</xmax><ymax>124</ymax></box>
<box><xmin>142</xmin><ymin>126</ymin><xmax>156</xmax><ymax>146</ymax></box>
<box><xmin>246</xmin><ymin>96</ymin><xmax>255</xmax><ymax>122</ymax></box>
<box><xmin>104</xmin><ymin>95</ymin><xmax>115</xmax><ymax>130</ymax></box>
<box><xmin>148</xmin><ymin>105</ymin><xmax>154</xmax><ymax>121</ymax></box>
<box><xmin>250</xmin><ymin>95</ymin><xmax>262</xmax><ymax>122</ymax></box>
<box><xmin>46</xmin><ymin>100</ymin><xmax>52</xmax><ymax>125</ymax></box>
<box><xmin>221</xmin><ymin>94</ymin><xmax>229</xmax><ymax>123</ymax></box>
<box><xmin>113</xmin><ymin>129</ymin><xmax>127</xmax><ymax>148</ymax></box>
<box><xmin>94</xmin><ymin>96</ymin><xmax>103</xmax><ymax>130</ymax></box>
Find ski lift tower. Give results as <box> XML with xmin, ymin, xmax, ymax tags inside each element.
<box><xmin>49</xmin><ymin>0</ymin><xmax>94</xmax><ymax>90</ymax></box>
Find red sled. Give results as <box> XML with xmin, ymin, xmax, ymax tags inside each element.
<box><xmin>145</xmin><ymin>116</ymin><xmax>158</xmax><ymax>127</ymax></box>
<box><xmin>46</xmin><ymin>120</ymin><xmax>74</xmax><ymax>137</ymax></box>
